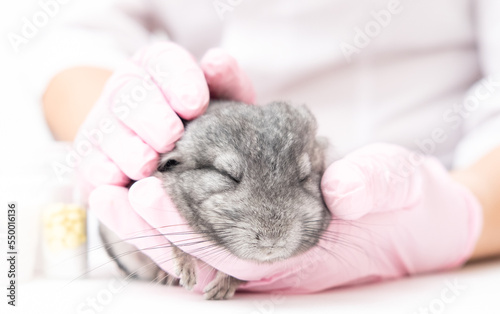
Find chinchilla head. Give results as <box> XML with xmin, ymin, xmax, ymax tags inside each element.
<box><xmin>155</xmin><ymin>100</ymin><xmax>330</xmax><ymax>263</ymax></box>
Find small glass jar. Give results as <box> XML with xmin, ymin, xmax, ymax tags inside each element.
<box><xmin>39</xmin><ymin>142</ymin><xmax>88</xmax><ymax>279</ymax></box>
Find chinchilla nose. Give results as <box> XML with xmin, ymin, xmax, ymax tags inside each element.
<box><xmin>257</xmin><ymin>234</ymin><xmax>287</xmax><ymax>249</ymax></box>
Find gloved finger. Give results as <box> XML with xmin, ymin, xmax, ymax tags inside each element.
<box><xmin>131</xmin><ymin>42</ymin><xmax>209</xmax><ymax>120</ymax></box>
<box><xmin>128</xmin><ymin>177</ymin><xmax>278</xmax><ymax>282</ymax></box>
<box><xmin>78</xmin><ymin>149</ymin><xmax>129</xmax><ymax>187</ymax></box>
<box><xmin>200</xmin><ymin>48</ymin><xmax>256</xmax><ymax>104</ymax></box>
<box><xmin>109</xmin><ymin>63</ymin><xmax>184</xmax><ymax>153</ymax></box>
<box><xmin>127</xmin><ymin>178</ymin><xmax>221</xmax><ymax>292</ymax></box>
<box><xmin>128</xmin><ymin>177</ymin><xmax>203</xmax><ymax>250</ymax></box>
<box><xmin>321</xmin><ymin>143</ymin><xmax>423</xmax><ymax>220</ymax></box>
<box><xmin>89</xmin><ymin>185</ymin><xmax>177</xmax><ymax>276</ymax></box>
<box><xmin>74</xmin><ymin>104</ymin><xmax>133</xmax><ymax>186</ymax></box>
<box><xmin>98</xmin><ymin>117</ymin><xmax>159</xmax><ymax>180</ymax></box>
<box><xmin>75</xmin><ymin>79</ymin><xmax>160</xmax><ymax>184</ymax></box>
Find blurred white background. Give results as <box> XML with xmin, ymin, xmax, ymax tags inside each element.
<box><xmin>0</xmin><ymin>0</ymin><xmax>56</xmax><ymax>220</ymax></box>
<box><xmin>0</xmin><ymin>1</ymin><xmax>54</xmax><ymax>165</ymax></box>
<box><xmin>0</xmin><ymin>0</ymin><xmax>53</xmax><ymax>271</ymax></box>
<box><xmin>0</xmin><ymin>1</ymin><xmax>499</xmax><ymax>314</ymax></box>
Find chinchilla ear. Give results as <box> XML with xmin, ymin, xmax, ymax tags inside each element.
<box><xmin>311</xmin><ymin>136</ymin><xmax>328</xmax><ymax>173</ymax></box>
<box><xmin>294</xmin><ymin>104</ymin><xmax>326</xmax><ymax>173</ymax></box>
<box><xmin>296</xmin><ymin>104</ymin><xmax>318</xmax><ymax>131</ymax></box>
<box><xmin>157</xmin><ymin>150</ymin><xmax>183</xmax><ymax>172</ymax></box>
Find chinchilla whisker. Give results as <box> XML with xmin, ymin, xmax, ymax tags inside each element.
<box><xmin>122</xmin><ymin>246</ymin><xmax>228</xmax><ymax>283</ymax></box>
<box><xmin>97</xmin><ymin>234</ymin><xmax>207</xmax><ymax>253</ymax></box>
<box><xmin>126</xmin><ymin>253</ymin><xmax>179</xmax><ymax>286</ymax></box>
<box><xmin>302</xmin><ymin>219</ymin><xmax>330</xmax><ymax>224</ymax></box>
<box><xmin>171</xmin><ymin>237</ymin><xmax>210</xmax><ymax>245</ymax></box>
<box><xmin>99</xmin><ymin>101</ymin><xmax>340</xmax><ymax>298</ymax></box>
<box><xmin>322</xmin><ymin>234</ymin><xmax>373</xmax><ymax>244</ymax></box>
<box><xmin>148</xmin><ymin>264</ymin><xmax>170</xmax><ymax>286</ymax></box>
<box><xmin>97</xmin><ymin>232</ymin><xmax>203</xmax><ymax>251</ymax></box>
<box><xmin>316</xmin><ymin>235</ymin><xmax>371</xmax><ymax>258</ymax></box>
<box><xmin>109</xmin><ymin>240</ymin><xmax>212</xmax><ymax>262</ymax></box>
<box><xmin>181</xmin><ymin>244</ymin><xmax>222</xmax><ymax>255</ymax></box>
<box><xmin>294</xmin><ymin>248</ymin><xmax>318</xmax><ymax>268</ymax></box>
<box><xmin>187</xmin><ymin>246</ymin><xmax>232</xmax><ymax>264</ymax></box>
<box><xmin>150</xmin><ymin>272</ymin><xmax>169</xmax><ymax>287</ymax></box>
<box><xmin>301</xmin><ymin>230</ymin><xmax>366</xmax><ymax>255</ymax></box>
<box><xmin>314</xmin><ymin>244</ymin><xmax>352</xmax><ymax>268</ymax></box>
<box><xmin>198</xmin><ymin>246</ymin><xmax>231</xmax><ymax>262</ymax></box>
<box><xmin>52</xmin><ymin>233</ymin><xmax>184</xmax><ymax>267</ymax></box>
<box><xmin>149</xmin><ymin>268</ymin><xmax>179</xmax><ymax>288</ymax></box>
<box><xmin>305</xmin><ymin>230</ymin><xmax>371</xmax><ymax>250</ymax></box>
<box><xmin>62</xmin><ymin>246</ymin><xmax>164</xmax><ymax>289</ymax></box>
<box><xmin>311</xmin><ymin>226</ymin><xmax>376</xmax><ymax>242</ymax></box>
<box><xmin>322</xmin><ymin>230</ymin><xmax>381</xmax><ymax>248</ymax></box>
<box><xmin>171</xmin><ymin>240</ymin><xmax>213</xmax><ymax>249</ymax></box>
<box><xmin>209</xmin><ymin>250</ymin><xmax>235</xmax><ymax>269</ymax></box>
<box><xmin>124</xmin><ymin>257</ymin><xmax>167</xmax><ymax>281</ymax></box>
<box><xmin>198</xmin><ymin>261</ymin><xmax>219</xmax><ymax>284</ymax></box>
<box><xmin>323</xmin><ymin>217</ymin><xmax>392</xmax><ymax>229</ymax></box>
<box><xmin>125</xmin><ymin>223</ymin><xmax>192</xmax><ymax>235</ymax></box>
<box><xmin>197</xmin><ymin>244</ymin><xmax>225</xmax><ymax>258</ymax></box>
<box><xmin>85</xmin><ymin>228</ymin><xmax>205</xmax><ymax>255</ymax></box>
<box><xmin>65</xmin><ymin>240</ymin><xmax>181</xmax><ymax>287</ymax></box>
<box><xmin>302</xmin><ymin>230</ymin><xmax>342</xmax><ymax>241</ymax></box>
<box><xmin>318</xmin><ymin>238</ymin><xmax>366</xmax><ymax>256</ymax></box>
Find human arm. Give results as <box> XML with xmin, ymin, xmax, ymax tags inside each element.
<box><xmin>89</xmin><ymin>143</ymin><xmax>485</xmax><ymax>297</ymax></box>
<box><xmin>452</xmin><ymin>146</ymin><xmax>500</xmax><ymax>261</ymax></box>
<box><xmin>43</xmin><ymin>67</ymin><xmax>112</xmax><ymax>141</ymax></box>
<box><xmin>447</xmin><ymin>0</ymin><xmax>500</xmax><ymax>261</ymax></box>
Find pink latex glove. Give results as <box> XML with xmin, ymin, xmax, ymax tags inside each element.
<box><xmin>91</xmin><ymin>143</ymin><xmax>483</xmax><ymax>294</ymax></box>
<box><xmin>75</xmin><ymin>42</ymin><xmax>255</xmax><ymax>188</ymax></box>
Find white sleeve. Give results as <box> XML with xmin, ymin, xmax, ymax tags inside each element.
<box><xmin>22</xmin><ymin>0</ymin><xmax>166</xmax><ymax>103</ymax></box>
<box><xmin>452</xmin><ymin>0</ymin><xmax>500</xmax><ymax>169</ymax></box>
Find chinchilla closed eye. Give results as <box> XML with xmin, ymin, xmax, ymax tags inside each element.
<box><xmin>155</xmin><ymin>100</ymin><xmax>331</xmax><ymax>263</ymax></box>
<box><xmin>98</xmin><ymin>100</ymin><xmax>331</xmax><ymax>289</ymax></box>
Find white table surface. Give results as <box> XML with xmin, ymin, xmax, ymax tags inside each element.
<box><xmin>4</xmin><ymin>258</ymin><xmax>499</xmax><ymax>314</ymax></box>
<box><xmin>1</xmin><ymin>3</ymin><xmax>499</xmax><ymax>314</ymax></box>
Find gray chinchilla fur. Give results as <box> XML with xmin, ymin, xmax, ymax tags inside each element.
<box><xmin>100</xmin><ymin>100</ymin><xmax>331</xmax><ymax>299</ymax></box>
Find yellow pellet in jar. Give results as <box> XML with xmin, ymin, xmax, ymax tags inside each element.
<box><xmin>43</xmin><ymin>203</ymin><xmax>87</xmax><ymax>252</ymax></box>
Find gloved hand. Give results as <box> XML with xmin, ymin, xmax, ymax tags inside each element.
<box><xmin>91</xmin><ymin>143</ymin><xmax>483</xmax><ymax>294</ymax></box>
<box><xmin>75</xmin><ymin>42</ymin><xmax>255</xmax><ymax>188</ymax></box>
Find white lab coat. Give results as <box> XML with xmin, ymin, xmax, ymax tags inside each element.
<box><xmin>23</xmin><ymin>0</ymin><xmax>500</xmax><ymax>169</ymax></box>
